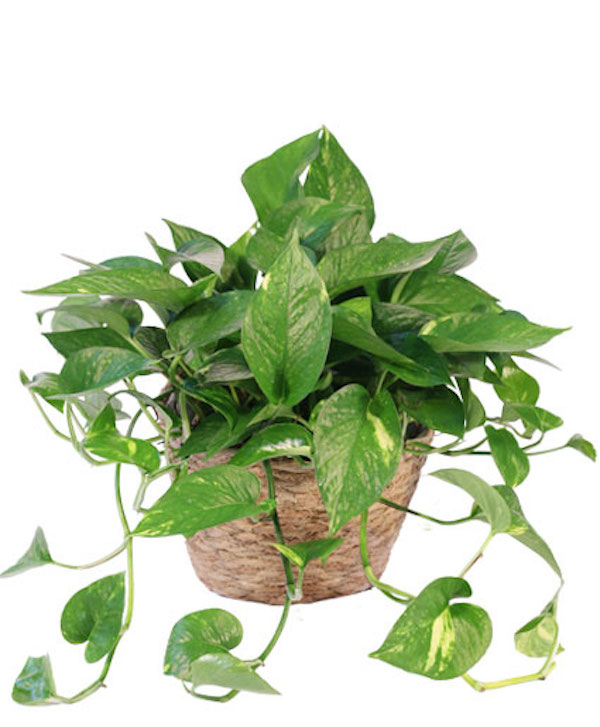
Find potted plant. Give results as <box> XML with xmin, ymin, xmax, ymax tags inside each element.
<box><xmin>3</xmin><ymin>127</ymin><xmax>595</xmax><ymax>705</ymax></box>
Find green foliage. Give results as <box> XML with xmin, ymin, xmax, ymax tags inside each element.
<box><xmin>7</xmin><ymin>127</ymin><xmax>593</xmax><ymax>706</ymax></box>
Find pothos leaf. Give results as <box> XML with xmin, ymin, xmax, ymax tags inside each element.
<box><xmin>503</xmin><ymin>403</ymin><xmax>563</xmax><ymax>433</ymax></box>
<box><xmin>314</xmin><ymin>385</ymin><xmax>402</xmax><ymax>534</ymax></box>
<box><xmin>229</xmin><ymin>423</ymin><xmax>312</xmax><ymax>467</ymax></box>
<box><xmin>370</xmin><ymin>577</ymin><xmax>492</xmax><ymax>680</ymax></box>
<box><xmin>164</xmin><ymin>609</ymin><xmax>243</xmax><ymax>680</ymax></box>
<box><xmin>514</xmin><ymin>593</ymin><xmax>561</xmax><ymax>657</ymax></box>
<box><xmin>134</xmin><ymin>465</ymin><xmax>275</xmax><ymax>537</ymax></box>
<box><xmin>60</xmin><ymin>573</ymin><xmax>125</xmax><ymax>663</ymax></box>
<box><xmin>566</xmin><ymin>434</ymin><xmax>596</xmax><ymax>461</ymax></box>
<box><xmin>58</xmin><ymin>348</ymin><xmax>154</xmax><ymax>395</ymax></box>
<box><xmin>485</xmin><ymin>425</ymin><xmax>530</xmax><ymax>487</ymax></box>
<box><xmin>12</xmin><ymin>655</ymin><xmax>57</xmax><ymax>705</ymax></box>
<box><xmin>271</xmin><ymin>537</ymin><xmax>343</xmax><ymax>569</ymax></box>
<box><xmin>83</xmin><ymin>431</ymin><xmax>161</xmax><ymax>471</ymax></box>
<box><xmin>1</xmin><ymin>527</ymin><xmax>53</xmax><ymax>578</ymax></box>
<box><xmin>242</xmin><ymin>231</ymin><xmax>332</xmax><ymax>406</ymax></box>
<box><xmin>191</xmin><ymin>652</ymin><xmax>279</xmax><ymax>695</ymax></box>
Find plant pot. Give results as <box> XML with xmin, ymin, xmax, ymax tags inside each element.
<box><xmin>181</xmin><ymin>428</ymin><xmax>433</xmax><ymax>605</ymax></box>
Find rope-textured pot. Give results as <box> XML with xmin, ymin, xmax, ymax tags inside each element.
<box><xmin>182</xmin><ymin>428</ymin><xmax>433</xmax><ymax>605</ymax></box>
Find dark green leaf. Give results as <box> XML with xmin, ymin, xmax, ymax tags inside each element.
<box><xmin>314</xmin><ymin>385</ymin><xmax>402</xmax><ymax>534</ymax></box>
<box><xmin>271</xmin><ymin>537</ymin><xmax>343</xmax><ymax>568</ymax></box>
<box><xmin>397</xmin><ymin>272</ymin><xmax>500</xmax><ymax>316</ymax></box>
<box><xmin>242</xmin><ymin>130</ymin><xmax>321</xmax><ymax>223</ymax></box>
<box><xmin>167</xmin><ymin>290</ymin><xmax>253</xmax><ymax>352</ymax></box>
<box><xmin>471</xmin><ymin>486</ymin><xmax>561</xmax><ymax>576</ymax></box>
<box><xmin>229</xmin><ymin>424</ymin><xmax>312</xmax><ymax>467</ymax></box>
<box><xmin>164</xmin><ymin>609</ymin><xmax>243</xmax><ymax>680</ymax></box>
<box><xmin>246</xmin><ymin>226</ymin><xmax>286</xmax><ymax>272</ymax></box>
<box><xmin>61</xmin><ymin>573</ymin><xmax>125</xmax><ymax>663</ymax></box>
<box><xmin>266</xmin><ymin>197</ymin><xmax>366</xmax><ymax>253</ymax></box>
<box><xmin>372</xmin><ymin>301</ymin><xmax>434</xmax><ymax>335</ymax></box>
<box><xmin>242</xmin><ymin>232</ymin><xmax>332</xmax><ymax>406</ymax></box>
<box><xmin>58</xmin><ymin>348</ymin><xmax>153</xmax><ymax>395</ymax></box>
<box><xmin>394</xmin><ymin>386</ymin><xmax>465</xmax><ymax>437</ymax></box>
<box><xmin>566</xmin><ymin>434</ymin><xmax>596</xmax><ymax>461</ymax></box>
<box><xmin>503</xmin><ymin>403</ymin><xmax>563</xmax><ymax>432</ymax></box>
<box><xmin>430</xmin><ymin>469</ymin><xmax>511</xmax><ymax>533</ymax></box>
<box><xmin>220</xmin><ymin>227</ymin><xmax>257</xmax><ymax>290</ymax></box>
<box><xmin>485</xmin><ymin>426</ymin><xmax>530</xmax><ymax>487</ymax></box>
<box><xmin>184</xmin><ymin>383</ymin><xmax>239</xmax><ymax>428</ymax></box>
<box><xmin>12</xmin><ymin>655</ymin><xmax>57</xmax><ymax>705</ymax></box>
<box><xmin>200</xmin><ymin>347</ymin><xmax>253</xmax><ymax>383</ymax></box>
<box><xmin>331</xmin><ymin>307</ymin><xmax>449</xmax><ymax>387</ymax></box>
<box><xmin>26</xmin><ymin>268</ymin><xmax>212</xmax><ymax>312</ymax></box>
<box><xmin>191</xmin><ymin>652</ymin><xmax>279</xmax><ymax>695</ymax></box>
<box><xmin>134</xmin><ymin>326</ymin><xmax>169</xmax><ymax>358</ymax></box>
<box><xmin>420</xmin><ymin>230</ymin><xmax>477</xmax><ymax>275</ymax></box>
<box><xmin>421</xmin><ymin>312</ymin><xmax>567</xmax><ymax>353</ymax></box>
<box><xmin>177</xmin><ymin>413</ymin><xmax>232</xmax><ymax>459</ymax></box>
<box><xmin>134</xmin><ymin>465</ymin><xmax>274</xmax><ymax>537</ymax></box>
<box><xmin>44</xmin><ymin>327</ymin><xmax>136</xmax><ymax>357</ymax></box>
<box><xmin>1</xmin><ymin>527</ymin><xmax>53</xmax><ymax>578</ymax></box>
<box><xmin>317</xmin><ymin>236</ymin><xmax>445</xmax><ymax>298</ymax></box>
<box><xmin>370</xmin><ymin>577</ymin><xmax>492</xmax><ymax>680</ymax></box>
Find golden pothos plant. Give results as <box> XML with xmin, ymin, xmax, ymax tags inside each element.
<box><xmin>3</xmin><ymin>127</ymin><xmax>595</xmax><ymax>704</ymax></box>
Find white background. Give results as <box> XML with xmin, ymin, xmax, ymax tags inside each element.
<box><xmin>0</xmin><ymin>1</ymin><xmax>598</xmax><ymax>725</ymax></box>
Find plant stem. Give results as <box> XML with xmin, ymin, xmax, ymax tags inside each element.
<box><xmin>379</xmin><ymin>497</ymin><xmax>474</xmax><ymax>526</ymax></box>
<box><xmin>28</xmin><ymin>391</ymin><xmax>70</xmax><ymax>441</ymax></box>
<box><xmin>263</xmin><ymin>461</ymin><xmax>296</xmax><ymax>599</ymax></box>
<box><xmin>458</xmin><ymin>530</ymin><xmax>494</xmax><ymax>578</ymax></box>
<box><xmin>125</xmin><ymin>379</ymin><xmax>165</xmax><ymax>436</ymax></box>
<box><xmin>52</xmin><ymin>540</ymin><xmax>129</xmax><ymax>570</ymax></box>
<box><xmin>359</xmin><ymin>510</ymin><xmax>413</xmax><ymax>604</ymax></box>
<box><xmin>462</xmin><ymin>621</ymin><xmax>560</xmax><ymax>691</ymax></box>
<box><xmin>405</xmin><ymin>437</ymin><xmax>465</xmax><ymax>455</ymax></box>
<box><xmin>65</xmin><ymin>403</ymin><xmax>109</xmax><ymax>466</ymax></box>
<box><xmin>525</xmin><ymin>445</ymin><xmax>567</xmax><ymax>456</ymax></box>
<box><xmin>178</xmin><ymin>390</ymin><xmax>191</xmax><ymax>441</ymax></box>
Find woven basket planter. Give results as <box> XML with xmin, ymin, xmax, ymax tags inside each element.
<box><xmin>180</xmin><ymin>428</ymin><xmax>433</xmax><ymax>605</ymax></box>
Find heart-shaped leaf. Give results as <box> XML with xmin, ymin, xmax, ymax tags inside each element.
<box><xmin>162</xmin><ymin>219</ymin><xmax>225</xmax><ymax>281</ymax></box>
<box><xmin>485</xmin><ymin>425</ymin><xmax>530</xmax><ymax>487</ymax></box>
<box><xmin>229</xmin><ymin>424</ymin><xmax>312</xmax><ymax>467</ymax></box>
<box><xmin>420</xmin><ymin>312</ymin><xmax>567</xmax><ymax>353</ymax></box>
<box><xmin>314</xmin><ymin>385</ymin><xmax>402</xmax><ymax>534</ymax></box>
<box><xmin>1</xmin><ymin>527</ymin><xmax>53</xmax><ymax>578</ymax></box>
<box><xmin>134</xmin><ymin>465</ymin><xmax>275</xmax><ymax>537</ymax></box>
<box><xmin>164</xmin><ymin>609</ymin><xmax>243</xmax><ymax>680</ymax></box>
<box><xmin>430</xmin><ymin>469</ymin><xmax>511</xmax><ymax>533</ymax></box>
<box><xmin>317</xmin><ymin>236</ymin><xmax>444</xmax><ymax>298</ymax></box>
<box><xmin>191</xmin><ymin>652</ymin><xmax>279</xmax><ymax>695</ymax></box>
<box><xmin>199</xmin><ymin>347</ymin><xmax>253</xmax><ymax>384</ymax></box>
<box><xmin>242</xmin><ymin>130</ymin><xmax>321</xmax><ymax>223</ymax></box>
<box><xmin>22</xmin><ymin>371</ymin><xmax>67</xmax><ymax>411</ymax></box>
<box><xmin>457</xmin><ymin>379</ymin><xmax>486</xmax><ymax>431</ymax></box>
<box><xmin>372</xmin><ymin>302</ymin><xmax>434</xmax><ymax>336</ymax></box>
<box><xmin>370</xmin><ymin>577</ymin><xmax>492</xmax><ymax>680</ymax></box>
<box><xmin>271</xmin><ymin>537</ymin><xmax>343</xmax><ymax>569</ymax></box>
<box><xmin>242</xmin><ymin>231</ymin><xmax>332</xmax><ymax>406</ymax></box>
<box><xmin>12</xmin><ymin>655</ymin><xmax>57</xmax><ymax>705</ymax></box>
<box><xmin>491</xmin><ymin>355</ymin><xmax>540</xmax><ymax>404</ymax></box>
<box><xmin>61</xmin><ymin>573</ymin><xmax>125</xmax><ymax>663</ymax></box>
<box><xmin>167</xmin><ymin>290</ymin><xmax>253</xmax><ymax>352</ymax></box>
